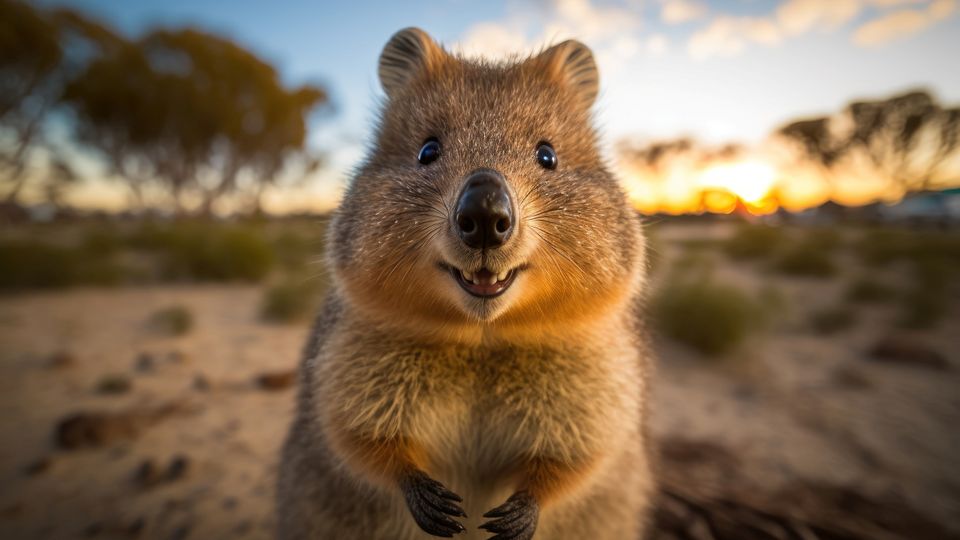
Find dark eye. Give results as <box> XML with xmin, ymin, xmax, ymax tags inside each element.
<box><xmin>418</xmin><ymin>138</ymin><xmax>441</xmax><ymax>165</ymax></box>
<box><xmin>536</xmin><ymin>142</ymin><xmax>557</xmax><ymax>170</ymax></box>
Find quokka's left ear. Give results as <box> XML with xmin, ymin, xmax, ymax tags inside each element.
<box><xmin>529</xmin><ymin>40</ymin><xmax>599</xmax><ymax>109</ymax></box>
<box><xmin>378</xmin><ymin>27</ymin><xmax>449</xmax><ymax>99</ymax></box>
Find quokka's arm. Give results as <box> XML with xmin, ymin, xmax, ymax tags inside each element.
<box><xmin>480</xmin><ymin>456</ymin><xmax>597</xmax><ymax>540</ymax></box>
<box><xmin>328</xmin><ymin>428</ymin><xmax>468</xmax><ymax>537</ymax></box>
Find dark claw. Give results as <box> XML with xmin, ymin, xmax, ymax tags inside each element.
<box><xmin>480</xmin><ymin>490</ymin><xmax>539</xmax><ymax>540</ymax></box>
<box><xmin>400</xmin><ymin>469</ymin><xmax>467</xmax><ymax>537</ymax></box>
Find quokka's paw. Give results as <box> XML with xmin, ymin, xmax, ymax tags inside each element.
<box><xmin>479</xmin><ymin>490</ymin><xmax>539</xmax><ymax>540</ymax></box>
<box><xmin>399</xmin><ymin>469</ymin><xmax>467</xmax><ymax>537</ymax></box>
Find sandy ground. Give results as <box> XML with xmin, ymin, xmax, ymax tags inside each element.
<box><xmin>1</xmin><ymin>224</ymin><xmax>958</xmax><ymax>539</ymax></box>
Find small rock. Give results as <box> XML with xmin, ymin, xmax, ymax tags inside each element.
<box><xmin>47</xmin><ymin>351</ymin><xmax>77</xmax><ymax>369</ymax></box>
<box><xmin>57</xmin><ymin>412</ymin><xmax>138</xmax><ymax>450</ymax></box>
<box><xmin>134</xmin><ymin>455</ymin><xmax>190</xmax><ymax>489</ymax></box>
<box><xmin>95</xmin><ymin>374</ymin><xmax>133</xmax><ymax>395</ymax></box>
<box><xmin>169</xmin><ymin>524</ymin><xmax>191</xmax><ymax>540</ymax></box>
<box><xmin>832</xmin><ymin>365</ymin><xmax>871</xmax><ymax>389</ymax></box>
<box><xmin>24</xmin><ymin>456</ymin><xmax>53</xmax><ymax>476</ymax></box>
<box><xmin>192</xmin><ymin>374</ymin><xmax>210</xmax><ymax>392</ymax></box>
<box><xmin>255</xmin><ymin>370</ymin><xmax>296</xmax><ymax>391</ymax></box>
<box><xmin>135</xmin><ymin>353</ymin><xmax>156</xmax><ymax>373</ymax></box>
<box><xmin>868</xmin><ymin>336</ymin><xmax>949</xmax><ymax>371</ymax></box>
<box><xmin>166</xmin><ymin>455</ymin><xmax>190</xmax><ymax>482</ymax></box>
<box><xmin>55</xmin><ymin>403</ymin><xmax>185</xmax><ymax>450</ymax></box>
<box><xmin>126</xmin><ymin>517</ymin><xmax>146</xmax><ymax>537</ymax></box>
<box><xmin>133</xmin><ymin>459</ymin><xmax>163</xmax><ymax>488</ymax></box>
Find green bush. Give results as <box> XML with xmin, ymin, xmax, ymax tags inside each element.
<box><xmin>260</xmin><ymin>278</ymin><xmax>325</xmax><ymax>323</ymax></box>
<box><xmin>899</xmin><ymin>289</ymin><xmax>946</xmax><ymax>329</ymax></box>
<box><xmin>723</xmin><ymin>224</ymin><xmax>784</xmax><ymax>260</ymax></box>
<box><xmin>149</xmin><ymin>305</ymin><xmax>194</xmax><ymax>336</ymax></box>
<box><xmin>0</xmin><ymin>241</ymin><xmax>79</xmax><ymax>290</ymax></box>
<box><xmin>809</xmin><ymin>306</ymin><xmax>857</xmax><ymax>334</ymax></box>
<box><xmin>801</xmin><ymin>227</ymin><xmax>843</xmax><ymax>251</ymax></box>
<box><xmin>846</xmin><ymin>277</ymin><xmax>895</xmax><ymax>303</ymax></box>
<box><xmin>0</xmin><ymin>240</ymin><xmax>124</xmax><ymax>290</ymax></box>
<box><xmin>856</xmin><ymin>228</ymin><xmax>960</xmax><ymax>265</ymax></box>
<box><xmin>150</xmin><ymin>223</ymin><xmax>274</xmax><ymax>282</ymax></box>
<box><xmin>652</xmin><ymin>278</ymin><xmax>759</xmax><ymax>356</ymax></box>
<box><xmin>898</xmin><ymin>256</ymin><xmax>954</xmax><ymax>329</ymax></box>
<box><xmin>772</xmin><ymin>241</ymin><xmax>837</xmax><ymax>277</ymax></box>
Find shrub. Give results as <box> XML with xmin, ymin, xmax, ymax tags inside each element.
<box><xmin>0</xmin><ymin>241</ymin><xmax>80</xmax><ymax>290</ymax></box>
<box><xmin>897</xmin><ymin>256</ymin><xmax>953</xmax><ymax>329</ymax></box>
<box><xmin>846</xmin><ymin>276</ymin><xmax>896</xmax><ymax>303</ymax></box>
<box><xmin>899</xmin><ymin>290</ymin><xmax>946</xmax><ymax>329</ymax></box>
<box><xmin>856</xmin><ymin>228</ymin><xmax>960</xmax><ymax>265</ymax></box>
<box><xmin>809</xmin><ymin>306</ymin><xmax>857</xmax><ymax>335</ymax></box>
<box><xmin>0</xmin><ymin>240</ymin><xmax>124</xmax><ymax>290</ymax></box>
<box><xmin>772</xmin><ymin>241</ymin><xmax>837</xmax><ymax>277</ymax></box>
<box><xmin>801</xmin><ymin>227</ymin><xmax>843</xmax><ymax>251</ymax></box>
<box><xmin>151</xmin><ymin>223</ymin><xmax>274</xmax><ymax>282</ymax></box>
<box><xmin>652</xmin><ymin>278</ymin><xmax>759</xmax><ymax>356</ymax></box>
<box><xmin>149</xmin><ymin>306</ymin><xmax>194</xmax><ymax>336</ymax></box>
<box><xmin>260</xmin><ymin>278</ymin><xmax>325</xmax><ymax>323</ymax></box>
<box><xmin>723</xmin><ymin>224</ymin><xmax>784</xmax><ymax>260</ymax></box>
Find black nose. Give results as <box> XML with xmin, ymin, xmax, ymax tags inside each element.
<box><xmin>454</xmin><ymin>169</ymin><xmax>514</xmax><ymax>250</ymax></box>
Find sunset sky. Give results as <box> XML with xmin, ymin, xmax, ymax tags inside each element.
<box><xmin>33</xmin><ymin>0</ymin><xmax>960</xmax><ymax>213</ymax></box>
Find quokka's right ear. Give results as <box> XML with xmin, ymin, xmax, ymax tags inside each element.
<box><xmin>378</xmin><ymin>28</ymin><xmax>447</xmax><ymax>98</ymax></box>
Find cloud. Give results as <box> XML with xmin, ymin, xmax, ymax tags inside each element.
<box><xmin>458</xmin><ymin>0</ymin><xmax>643</xmax><ymax>58</ymax></box>
<box><xmin>458</xmin><ymin>21</ymin><xmax>532</xmax><ymax>59</ymax></box>
<box><xmin>688</xmin><ymin>16</ymin><xmax>783</xmax><ymax>60</ymax></box>
<box><xmin>686</xmin><ymin>0</ymin><xmax>955</xmax><ymax>59</ymax></box>
<box><xmin>853</xmin><ymin>0</ymin><xmax>957</xmax><ymax>45</ymax></box>
<box><xmin>660</xmin><ymin>0</ymin><xmax>708</xmax><ymax>24</ymax></box>
<box><xmin>456</xmin><ymin>0</ymin><xmax>674</xmax><ymax>78</ymax></box>
<box><xmin>776</xmin><ymin>0</ymin><xmax>861</xmax><ymax>35</ymax></box>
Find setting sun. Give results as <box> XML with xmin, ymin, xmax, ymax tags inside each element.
<box><xmin>698</xmin><ymin>161</ymin><xmax>778</xmax><ymax>205</ymax></box>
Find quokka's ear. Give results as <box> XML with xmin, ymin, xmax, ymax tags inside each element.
<box><xmin>378</xmin><ymin>28</ymin><xmax>447</xmax><ymax>98</ymax></box>
<box><xmin>531</xmin><ymin>40</ymin><xmax>599</xmax><ymax>109</ymax></box>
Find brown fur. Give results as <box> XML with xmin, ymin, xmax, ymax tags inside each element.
<box><xmin>277</xmin><ymin>28</ymin><xmax>655</xmax><ymax>540</ymax></box>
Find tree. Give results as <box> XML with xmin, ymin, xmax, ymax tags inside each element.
<box><xmin>63</xmin><ymin>27</ymin><xmax>329</xmax><ymax>215</ymax></box>
<box><xmin>0</xmin><ymin>0</ymin><xmax>63</xmax><ymax>202</ymax></box>
<box><xmin>778</xmin><ymin>89</ymin><xmax>960</xmax><ymax>195</ymax></box>
<box><xmin>0</xmin><ymin>1</ymin><xmax>122</xmax><ymax>206</ymax></box>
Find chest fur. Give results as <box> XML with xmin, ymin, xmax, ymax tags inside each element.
<box><xmin>315</xmin><ymin>334</ymin><xmax>643</xmax><ymax>477</ymax></box>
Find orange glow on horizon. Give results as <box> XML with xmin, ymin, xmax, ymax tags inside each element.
<box><xmin>698</xmin><ymin>161</ymin><xmax>778</xmax><ymax>205</ymax></box>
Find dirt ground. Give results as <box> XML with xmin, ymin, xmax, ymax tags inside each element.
<box><xmin>1</xmin><ymin>224</ymin><xmax>958</xmax><ymax>540</ymax></box>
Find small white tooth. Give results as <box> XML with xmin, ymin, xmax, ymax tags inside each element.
<box><xmin>497</xmin><ymin>271</ymin><xmax>509</xmax><ymax>282</ymax></box>
<box><xmin>462</xmin><ymin>270</ymin><xmax>473</xmax><ymax>281</ymax></box>
<box><xmin>472</xmin><ymin>277</ymin><xmax>481</xmax><ymax>285</ymax></box>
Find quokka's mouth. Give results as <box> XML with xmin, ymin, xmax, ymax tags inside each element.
<box><xmin>440</xmin><ymin>264</ymin><xmax>520</xmax><ymax>298</ymax></box>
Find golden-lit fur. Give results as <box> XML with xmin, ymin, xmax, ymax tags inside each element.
<box><xmin>277</xmin><ymin>28</ymin><xmax>654</xmax><ymax>540</ymax></box>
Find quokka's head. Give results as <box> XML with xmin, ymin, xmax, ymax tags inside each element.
<box><xmin>330</xmin><ymin>28</ymin><xmax>644</xmax><ymax>337</ymax></box>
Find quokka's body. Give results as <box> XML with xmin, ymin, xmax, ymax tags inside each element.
<box><xmin>277</xmin><ymin>28</ymin><xmax>655</xmax><ymax>540</ymax></box>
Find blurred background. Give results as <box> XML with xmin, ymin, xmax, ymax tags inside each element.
<box><xmin>1</xmin><ymin>0</ymin><xmax>958</xmax><ymax>539</ymax></box>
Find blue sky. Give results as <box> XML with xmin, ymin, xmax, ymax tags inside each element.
<box><xmin>35</xmin><ymin>0</ymin><xmax>960</xmax><ymax>211</ymax></box>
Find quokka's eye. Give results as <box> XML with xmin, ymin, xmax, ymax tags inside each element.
<box><xmin>418</xmin><ymin>138</ymin><xmax>441</xmax><ymax>165</ymax></box>
<box><xmin>535</xmin><ymin>142</ymin><xmax>557</xmax><ymax>170</ymax></box>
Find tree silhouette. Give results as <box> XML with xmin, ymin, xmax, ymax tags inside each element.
<box><xmin>63</xmin><ymin>27</ymin><xmax>329</xmax><ymax>214</ymax></box>
<box><xmin>0</xmin><ymin>1</ymin><xmax>126</xmax><ymax>206</ymax></box>
<box><xmin>778</xmin><ymin>89</ymin><xmax>960</xmax><ymax>194</ymax></box>
<box><xmin>0</xmin><ymin>0</ymin><xmax>64</xmax><ymax>203</ymax></box>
